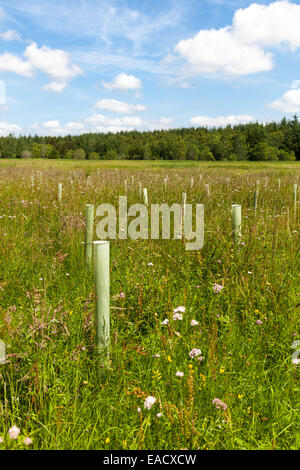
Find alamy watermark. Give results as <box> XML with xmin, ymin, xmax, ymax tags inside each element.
<box><xmin>95</xmin><ymin>196</ymin><xmax>204</xmax><ymax>251</ymax></box>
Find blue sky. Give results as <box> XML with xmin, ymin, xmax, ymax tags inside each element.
<box><xmin>0</xmin><ymin>0</ymin><xmax>300</xmax><ymax>136</ymax></box>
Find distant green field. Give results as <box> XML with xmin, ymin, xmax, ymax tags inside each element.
<box><xmin>0</xmin><ymin>160</ymin><xmax>299</xmax><ymax>450</ymax></box>
<box><xmin>1</xmin><ymin>158</ymin><xmax>300</xmax><ymax>171</ymax></box>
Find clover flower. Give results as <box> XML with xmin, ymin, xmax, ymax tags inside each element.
<box><xmin>189</xmin><ymin>348</ymin><xmax>202</xmax><ymax>359</ymax></box>
<box><xmin>144</xmin><ymin>396</ymin><xmax>156</xmax><ymax>410</ymax></box>
<box><xmin>8</xmin><ymin>426</ymin><xmax>20</xmax><ymax>440</ymax></box>
<box><xmin>213</xmin><ymin>283</ymin><xmax>224</xmax><ymax>293</ymax></box>
<box><xmin>212</xmin><ymin>398</ymin><xmax>228</xmax><ymax>411</ymax></box>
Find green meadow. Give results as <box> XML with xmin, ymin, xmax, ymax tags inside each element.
<box><xmin>0</xmin><ymin>159</ymin><xmax>299</xmax><ymax>450</ymax></box>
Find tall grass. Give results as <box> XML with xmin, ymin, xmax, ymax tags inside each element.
<box><xmin>0</xmin><ymin>160</ymin><xmax>299</xmax><ymax>450</ymax></box>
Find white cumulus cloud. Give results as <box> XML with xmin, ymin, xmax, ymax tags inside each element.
<box><xmin>0</xmin><ymin>29</ymin><xmax>21</xmax><ymax>41</ymax></box>
<box><xmin>42</xmin><ymin>81</ymin><xmax>67</xmax><ymax>93</ymax></box>
<box><xmin>175</xmin><ymin>28</ymin><xmax>273</xmax><ymax>76</ymax></box>
<box><xmin>102</xmin><ymin>73</ymin><xmax>142</xmax><ymax>92</ymax></box>
<box><xmin>24</xmin><ymin>42</ymin><xmax>82</xmax><ymax>82</ymax></box>
<box><xmin>190</xmin><ymin>115</ymin><xmax>255</xmax><ymax>127</ymax></box>
<box><xmin>268</xmin><ymin>82</ymin><xmax>300</xmax><ymax>112</ymax></box>
<box><xmin>233</xmin><ymin>0</ymin><xmax>300</xmax><ymax>50</ymax></box>
<box><xmin>0</xmin><ymin>52</ymin><xmax>33</xmax><ymax>77</ymax></box>
<box><xmin>0</xmin><ymin>121</ymin><xmax>22</xmax><ymax>136</ymax></box>
<box><xmin>85</xmin><ymin>113</ymin><xmax>143</xmax><ymax>127</ymax></box>
<box><xmin>173</xmin><ymin>1</ymin><xmax>300</xmax><ymax>78</ymax></box>
<box><xmin>95</xmin><ymin>98</ymin><xmax>146</xmax><ymax>114</ymax></box>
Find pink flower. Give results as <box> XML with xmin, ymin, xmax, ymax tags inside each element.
<box><xmin>23</xmin><ymin>437</ymin><xmax>33</xmax><ymax>446</ymax></box>
<box><xmin>213</xmin><ymin>283</ymin><xmax>224</xmax><ymax>294</ymax></box>
<box><xmin>213</xmin><ymin>398</ymin><xmax>228</xmax><ymax>411</ymax></box>
<box><xmin>8</xmin><ymin>425</ymin><xmax>20</xmax><ymax>440</ymax></box>
<box><xmin>189</xmin><ymin>348</ymin><xmax>202</xmax><ymax>358</ymax></box>
<box><xmin>156</xmin><ymin>412</ymin><xmax>163</xmax><ymax>418</ymax></box>
<box><xmin>119</xmin><ymin>292</ymin><xmax>125</xmax><ymax>298</ymax></box>
<box><xmin>256</xmin><ymin>319</ymin><xmax>263</xmax><ymax>325</ymax></box>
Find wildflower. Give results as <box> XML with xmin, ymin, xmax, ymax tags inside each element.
<box><xmin>161</xmin><ymin>319</ymin><xmax>169</xmax><ymax>325</ymax></box>
<box><xmin>254</xmin><ymin>309</ymin><xmax>259</xmax><ymax>314</ymax></box>
<box><xmin>219</xmin><ymin>368</ymin><xmax>225</xmax><ymax>374</ymax></box>
<box><xmin>156</xmin><ymin>412</ymin><xmax>163</xmax><ymax>418</ymax></box>
<box><xmin>176</xmin><ymin>371</ymin><xmax>184</xmax><ymax>377</ymax></box>
<box><xmin>212</xmin><ymin>398</ymin><xmax>227</xmax><ymax>411</ymax></box>
<box><xmin>237</xmin><ymin>394</ymin><xmax>244</xmax><ymax>399</ymax></box>
<box><xmin>213</xmin><ymin>283</ymin><xmax>224</xmax><ymax>294</ymax></box>
<box><xmin>152</xmin><ymin>369</ymin><xmax>162</xmax><ymax>380</ymax></box>
<box><xmin>105</xmin><ymin>437</ymin><xmax>110</xmax><ymax>444</ymax></box>
<box><xmin>189</xmin><ymin>348</ymin><xmax>202</xmax><ymax>359</ymax></box>
<box><xmin>137</xmin><ymin>407</ymin><xmax>142</xmax><ymax>413</ymax></box>
<box><xmin>153</xmin><ymin>353</ymin><xmax>160</xmax><ymax>358</ymax></box>
<box><xmin>256</xmin><ymin>319</ymin><xmax>263</xmax><ymax>325</ymax></box>
<box><xmin>119</xmin><ymin>292</ymin><xmax>125</xmax><ymax>298</ymax></box>
<box><xmin>173</xmin><ymin>306</ymin><xmax>185</xmax><ymax>313</ymax></box>
<box><xmin>144</xmin><ymin>396</ymin><xmax>156</xmax><ymax>410</ymax></box>
<box><xmin>8</xmin><ymin>426</ymin><xmax>20</xmax><ymax>440</ymax></box>
<box><xmin>174</xmin><ymin>331</ymin><xmax>181</xmax><ymax>337</ymax></box>
<box><xmin>167</xmin><ymin>355</ymin><xmax>172</xmax><ymax>363</ymax></box>
<box><xmin>191</xmin><ymin>319</ymin><xmax>199</xmax><ymax>326</ymax></box>
<box><xmin>23</xmin><ymin>437</ymin><xmax>33</xmax><ymax>446</ymax></box>
<box><xmin>173</xmin><ymin>313</ymin><xmax>183</xmax><ymax>321</ymax></box>
<box><xmin>147</xmin><ymin>262</ymin><xmax>154</xmax><ymax>266</ymax></box>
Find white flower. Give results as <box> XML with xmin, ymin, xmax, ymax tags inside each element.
<box><xmin>8</xmin><ymin>426</ymin><xmax>20</xmax><ymax>440</ymax></box>
<box><xmin>176</xmin><ymin>371</ymin><xmax>184</xmax><ymax>377</ymax></box>
<box><xmin>191</xmin><ymin>319</ymin><xmax>199</xmax><ymax>326</ymax></box>
<box><xmin>144</xmin><ymin>396</ymin><xmax>156</xmax><ymax>410</ymax></box>
<box><xmin>161</xmin><ymin>319</ymin><xmax>169</xmax><ymax>325</ymax></box>
<box><xmin>156</xmin><ymin>412</ymin><xmax>163</xmax><ymax>418</ymax></box>
<box><xmin>173</xmin><ymin>313</ymin><xmax>183</xmax><ymax>321</ymax></box>
<box><xmin>173</xmin><ymin>306</ymin><xmax>185</xmax><ymax>313</ymax></box>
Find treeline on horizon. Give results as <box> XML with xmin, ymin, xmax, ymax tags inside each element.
<box><xmin>1</xmin><ymin>116</ymin><xmax>300</xmax><ymax>162</ymax></box>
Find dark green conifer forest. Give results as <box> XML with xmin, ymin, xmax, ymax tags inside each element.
<box><xmin>1</xmin><ymin>116</ymin><xmax>300</xmax><ymax>161</ymax></box>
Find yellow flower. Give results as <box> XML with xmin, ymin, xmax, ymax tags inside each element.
<box><xmin>188</xmin><ymin>364</ymin><xmax>193</xmax><ymax>369</ymax></box>
<box><xmin>167</xmin><ymin>355</ymin><xmax>172</xmax><ymax>363</ymax></box>
<box><xmin>152</xmin><ymin>369</ymin><xmax>162</xmax><ymax>380</ymax></box>
<box><xmin>254</xmin><ymin>309</ymin><xmax>259</xmax><ymax>314</ymax></box>
<box><xmin>238</xmin><ymin>394</ymin><xmax>244</xmax><ymax>399</ymax></box>
<box><xmin>105</xmin><ymin>437</ymin><xmax>110</xmax><ymax>444</ymax></box>
<box><xmin>219</xmin><ymin>368</ymin><xmax>225</xmax><ymax>374</ymax></box>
